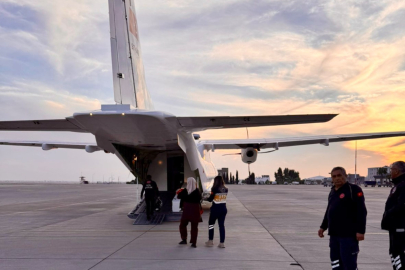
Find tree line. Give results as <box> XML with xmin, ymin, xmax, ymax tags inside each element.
<box><xmin>218</xmin><ymin>170</ymin><xmax>239</xmax><ymax>185</ymax></box>
<box><xmin>274</xmin><ymin>167</ymin><xmax>302</xmax><ymax>184</ymax></box>
<box><xmin>219</xmin><ymin>167</ymin><xmax>302</xmax><ymax>185</ymax></box>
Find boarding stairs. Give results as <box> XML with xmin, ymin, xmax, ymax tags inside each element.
<box><xmin>127</xmin><ymin>191</ymin><xmax>181</xmax><ymax>225</ymax></box>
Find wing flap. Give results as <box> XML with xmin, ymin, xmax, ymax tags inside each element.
<box><xmin>177</xmin><ymin>114</ymin><xmax>337</xmax><ymax>131</ymax></box>
<box><xmin>199</xmin><ymin>131</ymin><xmax>405</xmax><ymax>150</ymax></box>
<box><xmin>0</xmin><ymin>119</ymin><xmax>86</xmax><ymax>132</ymax></box>
<box><xmin>0</xmin><ymin>141</ymin><xmax>101</xmax><ymax>152</ymax></box>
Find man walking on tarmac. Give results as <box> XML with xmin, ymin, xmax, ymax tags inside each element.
<box><xmin>382</xmin><ymin>161</ymin><xmax>405</xmax><ymax>270</ymax></box>
<box><xmin>318</xmin><ymin>166</ymin><xmax>367</xmax><ymax>270</ymax></box>
<box><xmin>141</xmin><ymin>175</ymin><xmax>159</xmax><ymax>221</ymax></box>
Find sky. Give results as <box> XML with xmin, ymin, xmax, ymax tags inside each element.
<box><xmin>0</xmin><ymin>0</ymin><xmax>405</xmax><ymax>182</ymax></box>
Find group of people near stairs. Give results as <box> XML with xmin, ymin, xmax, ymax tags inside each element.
<box><xmin>141</xmin><ymin>174</ymin><xmax>228</xmax><ymax>249</ymax></box>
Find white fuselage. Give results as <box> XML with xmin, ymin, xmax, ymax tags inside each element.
<box><xmin>71</xmin><ymin>106</ymin><xmax>216</xmax><ymax>193</ymax></box>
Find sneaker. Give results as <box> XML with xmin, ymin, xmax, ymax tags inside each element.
<box><xmin>191</xmin><ymin>243</ymin><xmax>197</xmax><ymax>248</ymax></box>
<box><xmin>178</xmin><ymin>240</ymin><xmax>187</xmax><ymax>245</ymax></box>
<box><xmin>218</xmin><ymin>243</ymin><xmax>225</xmax><ymax>248</ymax></box>
<box><xmin>205</xmin><ymin>240</ymin><xmax>214</xmax><ymax>247</ymax></box>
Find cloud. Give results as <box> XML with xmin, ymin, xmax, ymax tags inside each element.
<box><xmin>0</xmin><ymin>0</ymin><xmax>112</xmax><ymax>99</ymax></box>
<box><xmin>0</xmin><ymin>80</ymin><xmax>103</xmax><ymax>120</ymax></box>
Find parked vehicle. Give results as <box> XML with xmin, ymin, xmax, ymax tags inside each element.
<box><xmin>364</xmin><ymin>180</ymin><xmax>376</xmax><ymax>187</ymax></box>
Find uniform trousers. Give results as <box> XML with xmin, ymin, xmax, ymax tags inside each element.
<box><xmin>329</xmin><ymin>236</ymin><xmax>359</xmax><ymax>270</ymax></box>
<box><xmin>145</xmin><ymin>198</ymin><xmax>155</xmax><ymax>219</ymax></box>
<box><xmin>389</xmin><ymin>230</ymin><xmax>405</xmax><ymax>270</ymax></box>
<box><xmin>208</xmin><ymin>206</ymin><xmax>227</xmax><ymax>243</ymax></box>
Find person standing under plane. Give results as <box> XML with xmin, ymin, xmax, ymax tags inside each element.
<box><xmin>318</xmin><ymin>166</ymin><xmax>367</xmax><ymax>270</ymax></box>
<box><xmin>177</xmin><ymin>177</ymin><xmax>202</xmax><ymax>248</ymax></box>
<box><xmin>205</xmin><ymin>175</ymin><xmax>228</xmax><ymax>248</ymax></box>
<box><xmin>381</xmin><ymin>161</ymin><xmax>405</xmax><ymax>270</ymax></box>
<box><xmin>140</xmin><ymin>175</ymin><xmax>159</xmax><ymax>221</ymax></box>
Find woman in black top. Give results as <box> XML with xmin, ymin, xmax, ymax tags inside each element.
<box><xmin>177</xmin><ymin>177</ymin><xmax>202</xmax><ymax>248</ymax></box>
<box><xmin>205</xmin><ymin>175</ymin><xmax>228</xmax><ymax>248</ymax></box>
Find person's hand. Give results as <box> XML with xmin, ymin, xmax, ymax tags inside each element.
<box><xmin>356</xmin><ymin>233</ymin><xmax>365</xmax><ymax>241</ymax></box>
<box><xmin>318</xmin><ymin>228</ymin><xmax>325</xmax><ymax>238</ymax></box>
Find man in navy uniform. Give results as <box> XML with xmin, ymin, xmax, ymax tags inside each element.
<box><xmin>141</xmin><ymin>175</ymin><xmax>159</xmax><ymax>221</ymax></box>
<box><xmin>318</xmin><ymin>166</ymin><xmax>367</xmax><ymax>270</ymax></box>
<box><xmin>382</xmin><ymin>161</ymin><xmax>405</xmax><ymax>270</ymax></box>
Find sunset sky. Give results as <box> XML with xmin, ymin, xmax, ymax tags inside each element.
<box><xmin>0</xmin><ymin>0</ymin><xmax>405</xmax><ymax>182</ymax></box>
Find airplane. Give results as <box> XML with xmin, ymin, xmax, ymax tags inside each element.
<box><xmin>1</xmin><ymin>0</ymin><xmax>405</xmax><ymax>200</ymax></box>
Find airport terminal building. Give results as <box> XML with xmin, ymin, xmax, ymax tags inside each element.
<box><xmin>255</xmin><ymin>175</ymin><xmax>270</xmax><ymax>184</ymax></box>
<box><xmin>303</xmin><ymin>176</ymin><xmax>327</xmax><ymax>185</ymax></box>
<box><xmin>367</xmin><ymin>166</ymin><xmax>390</xmax><ymax>181</ymax></box>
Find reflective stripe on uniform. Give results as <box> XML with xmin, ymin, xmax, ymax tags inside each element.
<box><xmin>331</xmin><ymin>259</ymin><xmax>340</xmax><ymax>269</ymax></box>
<box><xmin>213</xmin><ymin>193</ymin><xmax>227</xmax><ymax>204</ymax></box>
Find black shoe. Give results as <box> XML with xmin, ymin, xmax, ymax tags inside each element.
<box><xmin>191</xmin><ymin>243</ymin><xmax>196</xmax><ymax>248</ymax></box>
<box><xmin>179</xmin><ymin>240</ymin><xmax>187</xmax><ymax>245</ymax></box>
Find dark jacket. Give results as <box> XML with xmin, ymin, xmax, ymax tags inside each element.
<box><xmin>207</xmin><ymin>186</ymin><xmax>228</xmax><ymax>208</ymax></box>
<box><xmin>381</xmin><ymin>174</ymin><xmax>405</xmax><ymax>231</ymax></box>
<box><xmin>141</xmin><ymin>180</ymin><xmax>159</xmax><ymax>200</ymax></box>
<box><xmin>320</xmin><ymin>182</ymin><xmax>367</xmax><ymax>237</ymax></box>
<box><xmin>177</xmin><ymin>188</ymin><xmax>202</xmax><ymax>223</ymax></box>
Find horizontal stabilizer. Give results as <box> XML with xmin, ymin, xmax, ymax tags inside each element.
<box><xmin>199</xmin><ymin>131</ymin><xmax>405</xmax><ymax>150</ymax></box>
<box><xmin>0</xmin><ymin>119</ymin><xmax>86</xmax><ymax>132</ymax></box>
<box><xmin>0</xmin><ymin>141</ymin><xmax>101</xmax><ymax>152</ymax></box>
<box><xmin>177</xmin><ymin>114</ymin><xmax>337</xmax><ymax>131</ymax></box>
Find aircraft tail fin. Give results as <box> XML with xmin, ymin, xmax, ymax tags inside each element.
<box><xmin>108</xmin><ymin>0</ymin><xmax>154</xmax><ymax>110</ymax></box>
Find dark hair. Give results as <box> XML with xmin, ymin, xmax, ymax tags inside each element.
<box><xmin>392</xmin><ymin>161</ymin><xmax>405</xmax><ymax>174</ymax></box>
<box><xmin>146</xmin><ymin>175</ymin><xmax>152</xmax><ymax>180</ymax></box>
<box><xmin>212</xmin><ymin>176</ymin><xmax>225</xmax><ymax>191</ymax></box>
<box><xmin>331</xmin><ymin>166</ymin><xmax>347</xmax><ymax>176</ymax></box>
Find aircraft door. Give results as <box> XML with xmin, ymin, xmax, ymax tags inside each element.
<box><xmin>167</xmin><ymin>156</ymin><xmax>184</xmax><ymax>192</ymax></box>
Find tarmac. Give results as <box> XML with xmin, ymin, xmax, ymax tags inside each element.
<box><xmin>0</xmin><ymin>183</ymin><xmax>393</xmax><ymax>270</ymax></box>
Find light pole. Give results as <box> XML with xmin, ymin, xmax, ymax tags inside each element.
<box><xmin>355</xmin><ymin>141</ymin><xmax>358</xmax><ymax>185</ymax></box>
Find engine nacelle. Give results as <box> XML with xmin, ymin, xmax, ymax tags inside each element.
<box><xmin>241</xmin><ymin>147</ymin><xmax>257</xmax><ymax>164</ymax></box>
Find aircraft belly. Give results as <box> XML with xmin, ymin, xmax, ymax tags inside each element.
<box><xmin>73</xmin><ymin>113</ymin><xmax>178</xmax><ymax>149</ymax></box>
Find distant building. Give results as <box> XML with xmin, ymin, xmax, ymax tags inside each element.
<box><xmin>347</xmin><ymin>174</ymin><xmax>365</xmax><ymax>185</ymax></box>
<box><xmin>303</xmin><ymin>176</ymin><xmax>327</xmax><ymax>185</ymax></box>
<box><xmin>367</xmin><ymin>166</ymin><xmax>390</xmax><ymax>181</ymax></box>
<box><xmin>255</xmin><ymin>175</ymin><xmax>270</xmax><ymax>184</ymax></box>
<box><xmin>217</xmin><ymin>168</ymin><xmax>228</xmax><ymax>177</ymax></box>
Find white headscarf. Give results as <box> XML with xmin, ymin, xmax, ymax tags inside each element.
<box><xmin>186</xmin><ymin>177</ymin><xmax>197</xmax><ymax>194</ymax></box>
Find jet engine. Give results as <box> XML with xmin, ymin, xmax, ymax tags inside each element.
<box><xmin>241</xmin><ymin>147</ymin><xmax>257</xmax><ymax>164</ymax></box>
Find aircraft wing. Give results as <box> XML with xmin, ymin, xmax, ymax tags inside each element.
<box><xmin>177</xmin><ymin>114</ymin><xmax>338</xmax><ymax>131</ymax></box>
<box><xmin>0</xmin><ymin>118</ymin><xmax>86</xmax><ymax>132</ymax></box>
<box><xmin>199</xmin><ymin>131</ymin><xmax>405</xmax><ymax>150</ymax></box>
<box><xmin>0</xmin><ymin>141</ymin><xmax>101</xmax><ymax>152</ymax></box>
